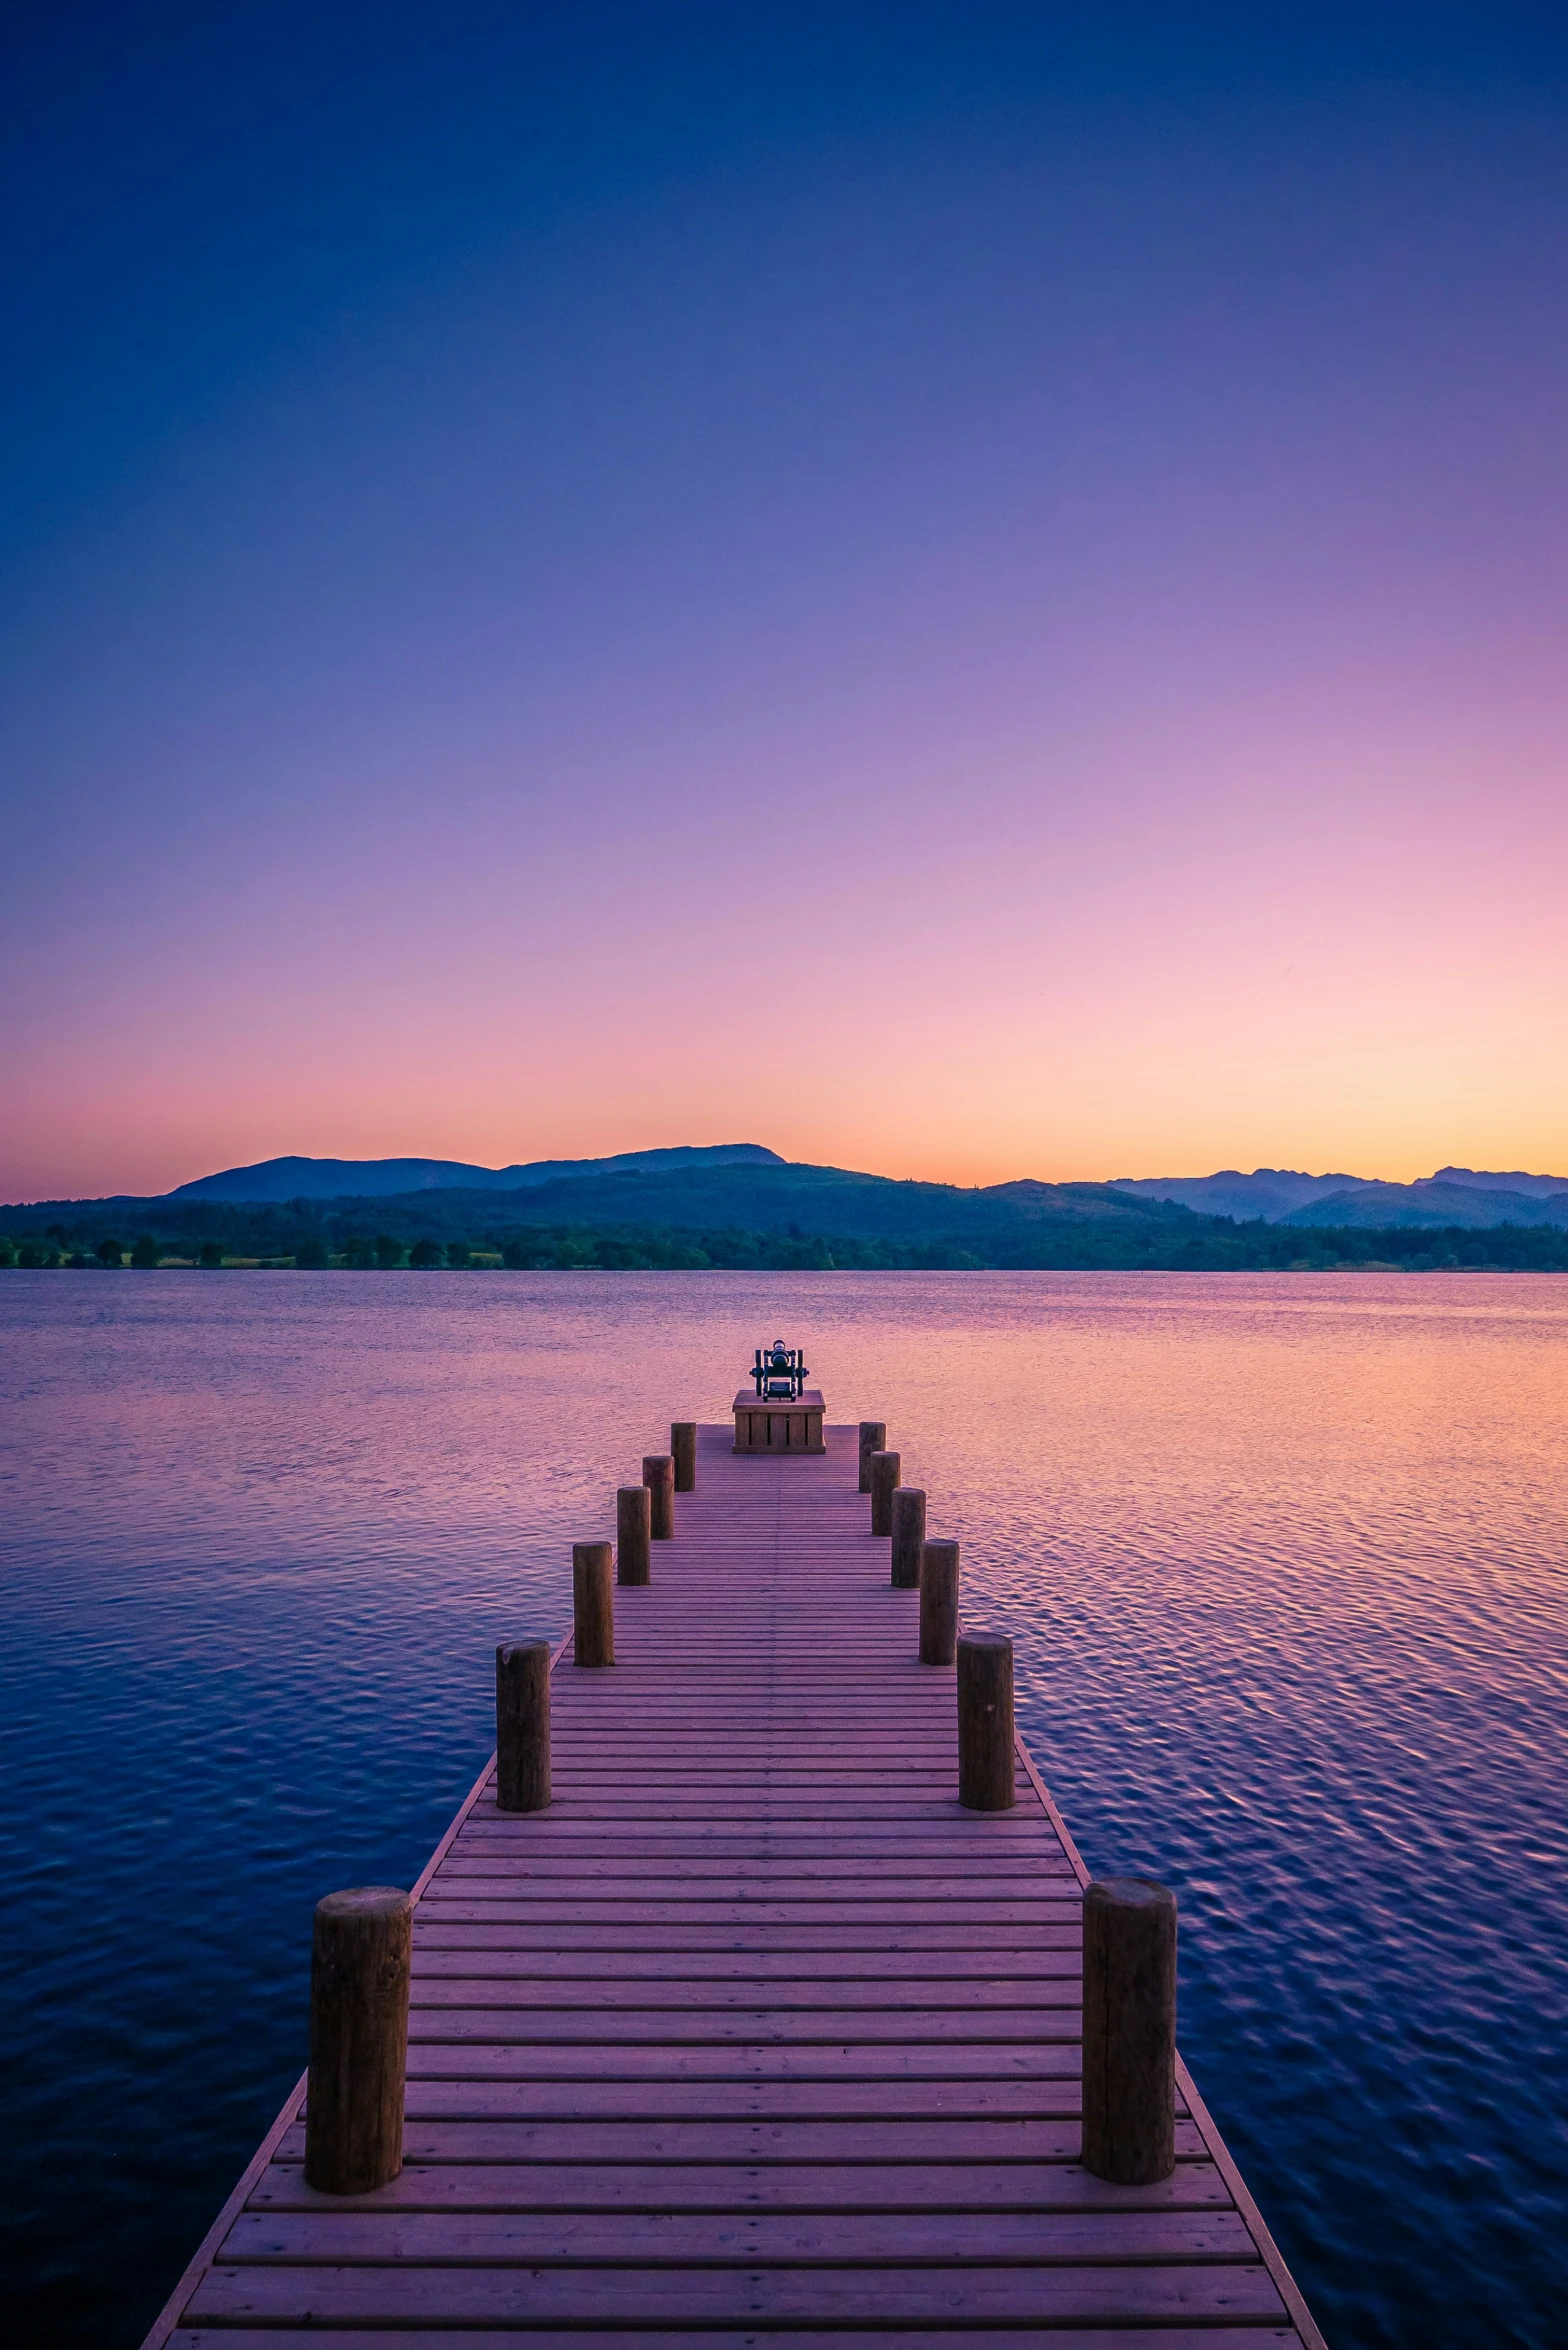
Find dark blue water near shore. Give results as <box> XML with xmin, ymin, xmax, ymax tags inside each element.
<box><xmin>2</xmin><ymin>1271</ymin><xmax>1565</xmax><ymax>2346</ymax></box>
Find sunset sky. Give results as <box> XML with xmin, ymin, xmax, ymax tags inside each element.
<box><xmin>4</xmin><ymin>5</ymin><xmax>1568</xmax><ymax>1202</ymax></box>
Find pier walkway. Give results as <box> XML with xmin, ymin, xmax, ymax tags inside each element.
<box><xmin>148</xmin><ymin>1420</ymin><xmax>1324</xmax><ymax>2346</ymax></box>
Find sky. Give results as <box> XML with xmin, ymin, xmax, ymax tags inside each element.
<box><xmin>4</xmin><ymin>2</ymin><xmax>1568</xmax><ymax>1202</ymax></box>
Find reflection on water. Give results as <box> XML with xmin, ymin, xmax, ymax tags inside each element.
<box><xmin>2</xmin><ymin>1271</ymin><xmax>1565</xmax><ymax>2346</ymax></box>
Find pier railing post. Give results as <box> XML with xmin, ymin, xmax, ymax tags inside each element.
<box><xmin>858</xmin><ymin>1421</ymin><xmax>887</xmax><ymax>1494</ymax></box>
<box><xmin>643</xmin><ymin>1453</ymin><xmax>675</xmax><ymax>1540</ymax></box>
<box><xmin>890</xmin><ymin>1487</ymin><xmax>926</xmax><ymax>1587</ymax></box>
<box><xmin>957</xmin><ymin>1632</ymin><xmax>1014</xmax><ymax>1809</ymax></box>
<box><xmin>919</xmin><ymin>1538</ymin><xmax>959</xmax><ymax>1664</ymax></box>
<box><xmin>495</xmin><ymin>1639</ymin><xmax>552</xmax><ymax>1813</ymax></box>
<box><xmin>617</xmin><ymin>1484</ymin><xmax>652</xmax><ymax>1584</ymax></box>
<box><xmin>572</xmin><ymin>1541</ymin><xmax>615</xmax><ymax>1665</ymax></box>
<box><xmin>1081</xmin><ymin>1877</ymin><xmax>1178</xmax><ymax>2185</ymax></box>
<box><xmin>304</xmin><ymin>1886</ymin><xmax>412</xmax><ymax>2195</ymax></box>
<box><xmin>869</xmin><ymin>1449</ymin><xmax>901</xmax><ymax>1536</ymax></box>
<box><xmin>671</xmin><ymin>1421</ymin><xmax>697</xmax><ymax>1492</ymax></box>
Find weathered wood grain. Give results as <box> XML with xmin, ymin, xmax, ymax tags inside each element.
<box><xmin>222</xmin><ymin>2206</ymin><xmax>1259</xmax><ymax>2262</ymax></box>
<box><xmin>275</xmin><ymin>2114</ymin><xmax>1216</xmax><ymax>2163</ymax></box>
<box><xmin>255</xmin><ymin>2156</ymin><xmax>1232</xmax><ymax>2210</ymax></box>
<box><xmin>146</xmin><ymin>1420</ymin><xmax>1322</xmax><ymax>2350</ymax></box>
<box><xmin>570</xmin><ymin>1542</ymin><xmax>614</xmax><ymax>1667</ymax></box>
<box><xmin>494</xmin><ymin>1640</ymin><xmax>551</xmax><ymax>1814</ymax></box>
<box><xmin>304</xmin><ymin>1889</ymin><xmax>412</xmax><ymax>2196</ymax></box>
<box><xmin>185</xmin><ymin>2260</ymin><xmax>1288</xmax><ymax>2326</ymax></box>
<box><xmin>173</xmin><ymin>2329</ymin><xmax>1299</xmax><ymax>2350</ymax></box>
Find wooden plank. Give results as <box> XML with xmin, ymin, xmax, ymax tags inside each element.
<box><xmin>408</xmin><ymin>1977</ymin><xmax>1083</xmax><ymax>2005</ymax></box>
<box><xmin>440</xmin><ymin>1851</ymin><xmax>1073</xmax><ymax>1874</ymax></box>
<box><xmin>404</xmin><ymin>2008</ymin><xmax>1083</xmax><ymax>2044</ymax></box>
<box><xmin>454</xmin><ymin>1817</ymin><xmax>1050</xmax><ymax>1832</ymax></box>
<box><xmin>185</xmin><ymin>2262</ymin><xmax>1288</xmax><ymax>2325</ymax></box>
<box><xmin>402</xmin><ymin>2047</ymin><xmax>1087</xmax><ymax>2079</ymax></box>
<box><xmin>274</xmin><ymin>2116</ymin><xmax>1216</xmax><ymax>2164</ymax></box>
<box><xmin>396</xmin><ymin>2079</ymin><xmax>1115</xmax><ymax>2118</ymax></box>
<box><xmin>409</xmin><ymin>1953</ymin><xmax>1084</xmax><ymax>1981</ymax></box>
<box><xmin>221</xmin><ymin>2207</ymin><xmax>1260</xmax><ymax>2262</ymax></box>
<box><xmin>173</xmin><ymin>2331</ymin><xmax>1300</xmax><ymax>2349</ymax></box>
<box><xmin>450</xmin><ymin>1803</ymin><xmax>1055</xmax><ymax>1820</ymax></box>
<box><xmin>254</xmin><ymin>2158</ymin><xmax>1233</xmax><ymax>2211</ymax></box>
<box><xmin>421</xmin><ymin>1878</ymin><xmax>1071</xmax><ymax>1902</ymax></box>
<box><xmin>431</xmin><ymin>1854</ymin><xmax>1068</xmax><ymax>1879</ymax></box>
<box><xmin>411</xmin><ymin>1923</ymin><xmax>1086</xmax><ymax>1950</ymax></box>
<box><xmin>433</xmin><ymin>1842</ymin><xmax>1065</xmax><ymax>1872</ymax></box>
<box><xmin>411</xmin><ymin>1898</ymin><xmax>1086</xmax><ymax>1917</ymax></box>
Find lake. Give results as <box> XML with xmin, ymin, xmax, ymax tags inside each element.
<box><xmin>2</xmin><ymin>1269</ymin><xmax>1565</xmax><ymax>2346</ymax></box>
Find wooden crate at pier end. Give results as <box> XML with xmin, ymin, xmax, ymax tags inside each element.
<box><xmin>732</xmin><ymin>1387</ymin><xmax>826</xmax><ymax>1454</ymax></box>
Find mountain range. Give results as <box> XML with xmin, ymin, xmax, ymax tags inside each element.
<box><xmin>156</xmin><ymin>1150</ymin><xmax>1200</xmax><ymax>1244</ymax></box>
<box><xmin>170</xmin><ymin>1143</ymin><xmax>783</xmax><ymax>1201</ymax></box>
<box><xmin>1110</xmin><ymin>1166</ymin><xmax>1568</xmax><ymax>1229</ymax></box>
<box><xmin>8</xmin><ymin>1149</ymin><xmax>1568</xmax><ymax>1242</ymax></box>
<box><xmin>166</xmin><ymin>1148</ymin><xmax>1568</xmax><ymax>1231</ymax></box>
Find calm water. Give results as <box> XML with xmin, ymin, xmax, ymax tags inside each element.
<box><xmin>2</xmin><ymin>1271</ymin><xmax>1565</xmax><ymax>2346</ymax></box>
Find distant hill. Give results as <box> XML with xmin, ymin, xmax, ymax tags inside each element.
<box><xmin>51</xmin><ymin>1145</ymin><xmax>1568</xmax><ymax>1228</ymax></box>
<box><xmin>1109</xmin><ymin>1169</ymin><xmax>1375</xmax><ymax>1220</ymax></box>
<box><xmin>1428</xmin><ymin>1165</ymin><xmax>1568</xmax><ymax>1200</ymax></box>
<box><xmin>1282</xmin><ymin>1180</ymin><xmax>1568</xmax><ymax>1232</ymax></box>
<box><xmin>447</xmin><ymin>1163</ymin><xmax>1187</xmax><ymax>1245</ymax></box>
<box><xmin>162</xmin><ymin>1146</ymin><xmax>1213</xmax><ymax>1239</ymax></box>
<box><xmin>1113</xmin><ymin>1165</ymin><xmax>1568</xmax><ymax>1228</ymax></box>
<box><xmin>170</xmin><ymin>1144</ymin><xmax>784</xmax><ymax>1201</ymax></box>
<box><xmin>2</xmin><ymin>1155</ymin><xmax>1208</xmax><ymax>1262</ymax></box>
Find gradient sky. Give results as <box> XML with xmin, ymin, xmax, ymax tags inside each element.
<box><xmin>4</xmin><ymin>3</ymin><xmax>1568</xmax><ymax>1201</ymax></box>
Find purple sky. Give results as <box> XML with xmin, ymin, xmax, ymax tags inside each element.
<box><xmin>4</xmin><ymin>5</ymin><xmax>1567</xmax><ymax>1199</ymax></box>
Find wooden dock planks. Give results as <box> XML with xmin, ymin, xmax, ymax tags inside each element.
<box><xmin>148</xmin><ymin>1421</ymin><xmax>1325</xmax><ymax>2346</ymax></box>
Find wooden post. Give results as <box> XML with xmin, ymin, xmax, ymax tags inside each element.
<box><xmin>858</xmin><ymin>1421</ymin><xmax>886</xmax><ymax>1494</ymax></box>
<box><xmin>304</xmin><ymin>1886</ymin><xmax>412</xmax><ymax>2194</ymax></box>
<box><xmin>643</xmin><ymin>1453</ymin><xmax>675</xmax><ymax>1540</ymax></box>
<box><xmin>889</xmin><ymin>1487</ymin><xmax>926</xmax><ymax>1588</ymax></box>
<box><xmin>617</xmin><ymin>1484</ymin><xmax>651</xmax><ymax>1585</ymax></box>
<box><xmin>1081</xmin><ymin>1877</ymin><xmax>1178</xmax><ymax>2185</ymax></box>
<box><xmin>957</xmin><ymin>1632</ymin><xmax>1014</xmax><ymax>1810</ymax></box>
<box><xmin>495</xmin><ymin>1640</ymin><xmax>551</xmax><ymax>1813</ymax></box>
<box><xmin>919</xmin><ymin>1538</ymin><xmax>959</xmax><ymax>1665</ymax></box>
<box><xmin>572</xmin><ymin>1541</ymin><xmax>615</xmax><ymax>1665</ymax></box>
<box><xmin>869</xmin><ymin>1449</ymin><xmax>901</xmax><ymax>1536</ymax></box>
<box><xmin>671</xmin><ymin>1421</ymin><xmax>697</xmax><ymax>1493</ymax></box>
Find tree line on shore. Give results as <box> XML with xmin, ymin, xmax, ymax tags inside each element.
<box><xmin>4</xmin><ymin>1213</ymin><xmax>1567</xmax><ymax>1274</ymax></box>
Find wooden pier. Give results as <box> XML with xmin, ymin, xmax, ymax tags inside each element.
<box><xmin>146</xmin><ymin>1419</ymin><xmax>1325</xmax><ymax>2346</ymax></box>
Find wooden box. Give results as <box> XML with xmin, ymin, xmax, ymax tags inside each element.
<box><xmin>733</xmin><ymin>1388</ymin><xmax>826</xmax><ymax>1455</ymax></box>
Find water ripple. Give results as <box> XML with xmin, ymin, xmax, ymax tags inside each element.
<box><xmin>1</xmin><ymin>1270</ymin><xmax>1564</xmax><ymax>2346</ymax></box>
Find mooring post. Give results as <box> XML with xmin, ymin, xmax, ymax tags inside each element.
<box><xmin>303</xmin><ymin>1886</ymin><xmax>412</xmax><ymax>2195</ymax></box>
<box><xmin>890</xmin><ymin>1487</ymin><xmax>926</xmax><ymax>1588</ymax></box>
<box><xmin>1081</xmin><ymin>1877</ymin><xmax>1178</xmax><ymax>2185</ymax></box>
<box><xmin>572</xmin><ymin>1540</ymin><xmax>615</xmax><ymax>1665</ymax></box>
<box><xmin>495</xmin><ymin>1639</ymin><xmax>551</xmax><ymax>1813</ymax></box>
<box><xmin>617</xmin><ymin>1484</ymin><xmax>652</xmax><ymax>1585</ymax></box>
<box><xmin>643</xmin><ymin>1453</ymin><xmax>675</xmax><ymax>1540</ymax></box>
<box><xmin>957</xmin><ymin>1631</ymin><xmax>1015</xmax><ymax>1809</ymax></box>
<box><xmin>869</xmin><ymin>1449</ymin><xmax>901</xmax><ymax>1536</ymax></box>
<box><xmin>919</xmin><ymin>1537</ymin><xmax>959</xmax><ymax>1664</ymax></box>
<box><xmin>858</xmin><ymin>1421</ymin><xmax>887</xmax><ymax>1494</ymax></box>
<box><xmin>671</xmin><ymin>1421</ymin><xmax>697</xmax><ymax>1492</ymax></box>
